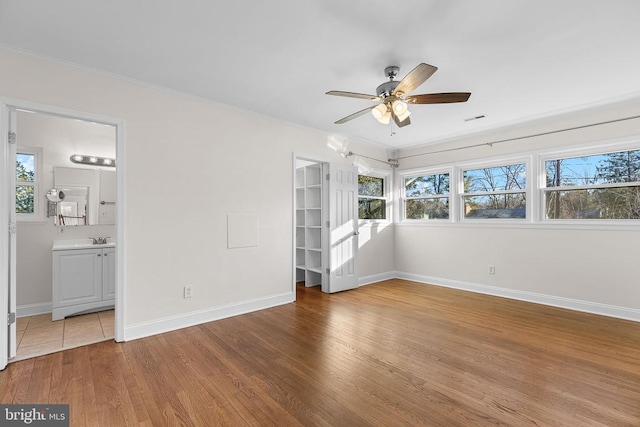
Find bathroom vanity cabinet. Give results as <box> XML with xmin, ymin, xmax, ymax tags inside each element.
<box><xmin>52</xmin><ymin>241</ymin><xmax>115</xmax><ymax>321</ymax></box>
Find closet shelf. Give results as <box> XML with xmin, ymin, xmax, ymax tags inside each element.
<box><xmin>296</xmin><ymin>163</ymin><xmax>325</xmax><ymax>288</ymax></box>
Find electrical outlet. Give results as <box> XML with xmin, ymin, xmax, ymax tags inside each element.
<box><xmin>488</xmin><ymin>265</ymin><xmax>496</xmax><ymax>275</ymax></box>
<box><xmin>183</xmin><ymin>285</ymin><xmax>193</xmax><ymax>298</ymax></box>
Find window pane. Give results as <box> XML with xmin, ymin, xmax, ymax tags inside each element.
<box><xmin>545</xmin><ymin>186</ymin><xmax>640</xmax><ymax>219</ymax></box>
<box><xmin>358</xmin><ymin>175</ymin><xmax>384</xmax><ymax>197</ymax></box>
<box><xmin>404</xmin><ymin>173</ymin><xmax>449</xmax><ymax>197</ymax></box>
<box><xmin>464</xmin><ymin>164</ymin><xmax>526</xmax><ymax>192</ymax></box>
<box><xmin>359</xmin><ymin>198</ymin><xmax>386</xmax><ymax>220</ymax></box>
<box><xmin>16</xmin><ymin>153</ymin><xmax>35</xmax><ymax>182</ymax></box>
<box><xmin>405</xmin><ymin>198</ymin><xmax>449</xmax><ymax>220</ymax></box>
<box><xmin>464</xmin><ymin>193</ymin><xmax>526</xmax><ymax>218</ymax></box>
<box><xmin>16</xmin><ymin>185</ymin><xmax>35</xmax><ymax>214</ymax></box>
<box><xmin>546</xmin><ymin>150</ymin><xmax>640</xmax><ymax>187</ymax></box>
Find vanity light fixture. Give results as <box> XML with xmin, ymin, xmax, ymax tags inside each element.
<box><xmin>70</xmin><ymin>154</ymin><xmax>116</xmax><ymax>167</ymax></box>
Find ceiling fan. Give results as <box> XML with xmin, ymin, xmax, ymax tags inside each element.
<box><xmin>326</xmin><ymin>63</ymin><xmax>471</xmax><ymax>128</ymax></box>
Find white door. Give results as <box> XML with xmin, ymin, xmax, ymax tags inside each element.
<box><xmin>323</xmin><ymin>163</ymin><xmax>358</xmax><ymax>293</ymax></box>
<box><xmin>0</xmin><ymin>106</ymin><xmax>17</xmax><ymax>369</ymax></box>
<box><xmin>7</xmin><ymin>109</ymin><xmax>17</xmax><ymax>360</ymax></box>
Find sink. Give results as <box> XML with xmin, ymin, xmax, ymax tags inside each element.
<box><xmin>52</xmin><ymin>239</ymin><xmax>116</xmax><ymax>250</ymax></box>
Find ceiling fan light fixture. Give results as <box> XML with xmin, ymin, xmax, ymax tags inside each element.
<box><xmin>392</xmin><ymin>99</ymin><xmax>408</xmax><ymax>115</ymax></box>
<box><xmin>395</xmin><ymin>107</ymin><xmax>411</xmax><ymax>122</ymax></box>
<box><xmin>372</xmin><ymin>103</ymin><xmax>391</xmax><ymax>124</ymax></box>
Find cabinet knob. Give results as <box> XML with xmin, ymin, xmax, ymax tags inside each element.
<box><xmin>97</xmin><ymin>254</ymin><xmax>102</xmax><ymax>257</ymax></box>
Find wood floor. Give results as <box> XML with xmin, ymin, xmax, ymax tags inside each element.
<box><xmin>1</xmin><ymin>279</ymin><xmax>639</xmax><ymax>426</ymax></box>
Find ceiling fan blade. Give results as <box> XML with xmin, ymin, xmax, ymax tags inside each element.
<box><xmin>334</xmin><ymin>106</ymin><xmax>375</xmax><ymax>124</ymax></box>
<box><xmin>406</xmin><ymin>92</ymin><xmax>471</xmax><ymax>104</ymax></box>
<box><xmin>326</xmin><ymin>90</ymin><xmax>381</xmax><ymax>101</ymax></box>
<box><xmin>391</xmin><ymin>111</ymin><xmax>411</xmax><ymax>128</ymax></box>
<box><xmin>392</xmin><ymin>63</ymin><xmax>438</xmax><ymax>96</ymax></box>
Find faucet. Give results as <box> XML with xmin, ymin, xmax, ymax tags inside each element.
<box><xmin>91</xmin><ymin>237</ymin><xmax>109</xmax><ymax>245</ymax></box>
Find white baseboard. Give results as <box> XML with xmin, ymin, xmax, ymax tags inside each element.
<box><xmin>395</xmin><ymin>272</ymin><xmax>640</xmax><ymax>323</ymax></box>
<box><xmin>124</xmin><ymin>291</ymin><xmax>295</xmax><ymax>341</ymax></box>
<box><xmin>359</xmin><ymin>271</ymin><xmax>397</xmax><ymax>287</ymax></box>
<box><xmin>123</xmin><ymin>271</ymin><xmax>640</xmax><ymax>342</ymax></box>
<box><xmin>16</xmin><ymin>302</ymin><xmax>52</xmax><ymax>318</ymax></box>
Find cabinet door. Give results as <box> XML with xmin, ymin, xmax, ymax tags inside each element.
<box><xmin>102</xmin><ymin>247</ymin><xmax>116</xmax><ymax>300</ymax></box>
<box><xmin>53</xmin><ymin>249</ymin><xmax>103</xmax><ymax>307</ymax></box>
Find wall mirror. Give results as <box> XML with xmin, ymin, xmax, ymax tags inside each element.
<box><xmin>54</xmin><ymin>186</ymin><xmax>88</xmax><ymax>225</ymax></box>
<box><xmin>52</xmin><ymin>166</ymin><xmax>116</xmax><ymax>226</ymax></box>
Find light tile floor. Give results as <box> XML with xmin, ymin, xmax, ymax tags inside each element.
<box><xmin>14</xmin><ymin>309</ymin><xmax>114</xmax><ymax>361</ymax></box>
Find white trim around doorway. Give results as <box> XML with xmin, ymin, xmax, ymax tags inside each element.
<box><xmin>0</xmin><ymin>98</ymin><xmax>126</xmax><ymax>352</ymax></box>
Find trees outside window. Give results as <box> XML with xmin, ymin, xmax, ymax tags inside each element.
<box><xmin>358</xmin><ymin>175</ymin><xmax>387</xmax><ymax>220</ymax></box>
<box><xmin>462</xmin><ymin>163</ymin><xmax>526</xmax><ymax>219</ymax></box>
<box><xmin>396</xmin><ymin>143</ymin><xmax>640</xmax><ymax>225</ymax></box>
<box><xmin>15</xmin><ymin>147</ymin><xmax>42</xmax><ymax>221</ymax></box>
<box><xmin>403</xmin><ymin>172</ymin><xmax>450</xmax><ymax>220</ymax></box>
<box><xmin>16</xmin><ymin>153</ymin><xmax>36</xmax><ymax>214</ymax></box>
<box><xmin>544</xmin><ymin>149</ymin><xmax>640</xmax><ymax>219</ymax></box>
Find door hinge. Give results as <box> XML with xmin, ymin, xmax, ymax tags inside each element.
<box><xmin>8</xmin><ymin>223</ymin><xmax>16</xmax><ymax>235</ymax></box>
<box><xmin>8</xmin><ymin>132</ymin><xmax>16</xmax><ymax>145</ymax></box>
<box><xmin>8</xmin><ymin>312</ymin><xmax>16</xmax><ymax>325</ymax></box>
<box><xmin>325</xmin><ymin>173</ymin><xmax>330</xmax><ymax>181</ymax></box>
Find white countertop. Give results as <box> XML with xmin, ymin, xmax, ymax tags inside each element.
<box><xmin>52</xmin><ymin>239</ymin><xmax>116</xmax><ymax>251</ymax></box>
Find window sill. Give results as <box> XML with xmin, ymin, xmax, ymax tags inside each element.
<box><xmin>359</xmin><ymin>220</ymin><xmax>391</xmax><ymax>227</ymax></box>
<box><xmin>395</xmin><ymin>220</ymin><xmax>640</xmax><ymax>231</ymax></box>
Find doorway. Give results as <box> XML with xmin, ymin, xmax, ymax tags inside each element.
<box><xmin>295</xmin><ymin>158</ymin><xmax>324</xmax><ymax>291</ymax></box>
<box><xmin>293</xmin><ymin>156</ymin><xmax>359</xmax><ymax>295</ymax></box>
<box><xmin>1</xmin><ymin>101</ymin><xmax>125</xmax><ymax>368</ymax></box>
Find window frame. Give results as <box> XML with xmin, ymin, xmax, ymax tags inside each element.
<box><xmin>400</xmin><ymin>167</ymin><xmax>453</xmax><ymax>223</ymax></box>
<box><xmin>393</xmin><ymin>138</ymin><xmax>640</xmax><ymax>229</ymax></box>
<box><xmin>16</xmin><ymin>146</ymin><xmax>44</xmax><ymax>222</ymax></box>
<box><xmin>539</xmin><ymin>141</ymin><xmax>640</xmax><ymax>224</ymax></box>
<box><xmin>458</xmin><ymin>157</ymin><xmax>531</xmax><ymax>223</ymax></box>
<box><xmin>358</xmin><ymin>169</ymin><xmax>391</xmax><ymax>223</ymax></box>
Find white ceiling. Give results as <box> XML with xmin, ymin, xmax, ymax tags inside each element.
<box><xmin>2</xmin><ymin>1</ymin><xmax>640</xmax><ymax>150</ymax></box>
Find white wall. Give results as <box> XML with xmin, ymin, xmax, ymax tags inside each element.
<box><xmin>0</xmin><ymin>47</ymin><xmax>393</xmax><ymax>338</ymax></box>
<box><xmin>357</xmin><ymin>221</ymin><xmax>395</xmax><ymax>284</ymax></box>
<box><xmin>5</xmin><ymin>44</ymin><xmax>635</xmax><ymax>339</ymax></box>
<box><xmin>394</xmin><ymin>95</ymin><xmax>640</xmax><ymax>319</ymax></box>
<box><xmin>15</xmin><ymin>111</ymin><xmax>116</xmax><ymax>313</ymax></box>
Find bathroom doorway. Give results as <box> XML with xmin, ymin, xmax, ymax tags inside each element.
<box><xmin>1</xmin><ymin>101</ymin><xmax>125</xmax><ymax>366</ymax></box>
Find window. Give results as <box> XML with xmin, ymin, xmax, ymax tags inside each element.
<box><xmin>358</xmin><ymin>174</ymin><xmax>387</xmax><ymax>220</ymax></box>
<box><xmin>462</xmin><ymin>162</ymin><xmax>526</xmax><ymax>219</ymax></box>
<box><xmin>544</xmin><ymin>149</ymin><xmax>640</xmax><ymax>220</ymax></box>
<box><xmin>16</xmin><ymin>147</ymin><xmax>42</xmax><ymax>221</ymax></box>
<box><xmin>403</xmin><ymin>172</ymin><xmax>450</xmax><ymax>220</ymax></box>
